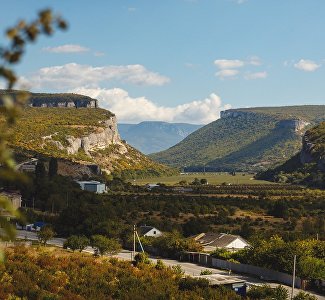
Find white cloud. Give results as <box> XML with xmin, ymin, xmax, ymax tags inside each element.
<box><xmin>244</xmin><ymin>71</ymin><xmax>267</xmax><ymax>80</ymax></box>
<box><xmin>248</xmin><ymin>56</ymin><xmax>262</xmax><ymax>66</ymax></box>
<box><xmin>42</xmin><ymin>44</ymin><xmax>90</xmax><ymax>53</ymax></box>
<box><xmin>214</xmin><ymin>59</ymin><xmax>244</xmax><ymax>69</ymax></box>
<box><xmin>294</xmin><ymin>59</ymin><xmax>320</xmax><ymax>72</ymax></box>
<box><xmin>71</xmin><ymin>87</ymin><xmax>231</xmax><ymax>124</ymax></box>
<box><xmin>20</xmin><ymin>63</ymin><xmax>170</xmax><ymax>90</ymax></box>
<box><xmin>215</xmin><ymin>69</ymin><xmax>239</xmax><ymax>79</ymax></box>
<box><xmin>94</xmin><ymin>51</ymin><xmax>105</xmax><ymax>57</ymax></box>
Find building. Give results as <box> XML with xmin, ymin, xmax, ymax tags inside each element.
<box><xmin>0</xmin><ymin>191</ymin><xmax>22</xmax><ymax>218</ymax></box>
<box><xmin>193</xmin><ymin>232</ymin><xmax>250</xmax><ymax>252</ymax></box>
<box><xmin>194</xmin><ymin>274</ymin><xmax>247</xmax><ymax>296</ymax></box>
<box><xmin>77</xmin><ymin>180</ymin><xmax>106</xmax><ymax>194</ymax></box>
<box><xmin>139</xmin><ymin>225</ymin><xmax>163</xmax><ymax>237</ymax></box>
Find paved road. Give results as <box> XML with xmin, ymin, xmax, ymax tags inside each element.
<box><xmin>15</xmin><ymin>230</ymin><xmax>325</xmax><ymax>300</ymax></box>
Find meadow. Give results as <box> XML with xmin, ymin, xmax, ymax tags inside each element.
<box><xmin>133</xmin><ymin>172</ymin><xmax>274</xmax><ymax>185</ymax></box>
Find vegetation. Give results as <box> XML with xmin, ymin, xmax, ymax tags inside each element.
<box><xmin>133</xmin><ymin>172</ymin><xmax>272</xmax><ymax>185</ymax></box>
<box><xmin>91</xmin><ymin>234</ymin><xmax>121</xmax><ymax>256</ymax></box>
<box><xmin>211</xmin><ymin>236</ymin><xmax>325</xmax><ymax>280</ymax></box>
<box><xmin>37</xmin><ymin>226</ymin><xmax>55</xmax><ymax>246</ymax></box>
<box><xmin>257</xmin><ymin>122</ymin><xmax>325</xmax><ymax>188</ymax></box>
<box><xmin>0</xmin><ymin>9</ymin><xmax>66</xmax><ymax>245</ymax></box>
<box><xmin>0</xmin><ymin>103</ymin><xmax>176</xmax><ymax>178</ymax></box>
<box><xmin>150</xmin><ymin>106</ymin><xmax>325</xmax><ymax>172</ymax></box>
<box><xmin>0</xmin><ymin>246</ymin><xmax>241</xmax><ymax>300</ymax></box>
<box><xmin>63</xmin><ymin>235</ymin><xmax>89</xmax><ymax>252</ymax></box>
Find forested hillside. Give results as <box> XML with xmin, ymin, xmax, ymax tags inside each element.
<box><xmin>257</xmin><ymin>122</ymin><xmax>325</xmax><ymax>188</ymax></box>
<box><xmin>150</xmin><ymin>106</ymin><xmax>325</xmax><ymax>172</ymax></box>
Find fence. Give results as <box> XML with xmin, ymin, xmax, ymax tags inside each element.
<box><xmin>182</xmin><ymin>252</ymin><xmax>302</xmax><ymax>288</ymax></box>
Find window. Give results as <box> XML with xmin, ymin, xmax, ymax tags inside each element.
<box><xmin>153</xmin><ymin>231</ymin><xmax>156</xmax><ymax>234</ymax></box>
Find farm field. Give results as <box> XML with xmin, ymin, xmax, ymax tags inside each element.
<box><xmin>133</xmin><ymin>172</ymin><xmax>275</xmax><ymax>185</ymax></box>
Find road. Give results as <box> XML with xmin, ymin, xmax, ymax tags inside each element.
<box><xmin>15</xmin><ymin>230</ymin><xmax>325</xmax><ymax>300</ymax></box>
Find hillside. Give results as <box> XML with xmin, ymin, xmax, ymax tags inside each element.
<box><xmin>118</xmin><ymin>121</ymin><xmax>202</xmax><ymax>154</ymax></box>
<box><xmin>257</xmin><ymin>122</ymin><xmax>325</xmax><ymax>188</ymax></box>
<box><xmin>1</xmin><ymin>104</ymin><xmax>174</xmax><ymax>179</ymax></box>
<box><xmin>150</xmin><ymin>106</ymin><xmax>325</xmax><ymax>172</ymax></box>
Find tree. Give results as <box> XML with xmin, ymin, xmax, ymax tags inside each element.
<box><xmin>0</xmin><ymin>10</ymin><xmax>67</xmax><ymax>246</ymax></box>
<box><xmin>35</xmin><ymin>161</ymin><xmax>46</xmax><ymax>179</ymax></box>
<box><xmin>63</xmin><ymin>235</ymin><xmax>89</xmax><ymax>252</ymax></box>
<box><xmin>91</xmin><ymin>235</ymin><xmax>121</xmax><ymax>256</ymax></box>
<box><xmin>293</xmin><ymin>291</ymin><xmax>317</xmax><ymax>300</ymax></box>
<box><xmin>134</xmin><ymin>252</ymin><xmax>151</xmax><ymax>265</ymax></box>
<box><xmin>37</xmin><ymin>226</ymin><xmax>55</xmax><ymax>246</ymax></box>
<box><xmin>200</xmin><ymin>178</ymin><xmax>208</xmax><ymax>185</ymax></box>
<box><xmin>48</xmin><ymin>157</ymin><xmax>58</xmax><ymax>178</ymax></box>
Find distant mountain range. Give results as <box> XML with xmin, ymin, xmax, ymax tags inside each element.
<box><xmin>150</xmin><ymin>106</ymin><xmax>325</xmax><ymax>172</ymax></box>
<box><xmin>118</xmin><ymin>121</ymin><xmax>202</xmax><ymax>154</ymax></box>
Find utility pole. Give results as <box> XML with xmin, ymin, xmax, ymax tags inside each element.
<box><xmin>291</xmin><ymin>255</ymin><xmax>296</xmax><ymax>300</ymax></box>
<box><xmin>132</xmin><ymin>224</ymin><xmax>136</xmax><ymax>261</ymax></box>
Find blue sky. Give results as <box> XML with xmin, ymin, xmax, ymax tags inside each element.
<box><xmin>2</xmin><ymin>0</ymin><xmax>325</xmax><ymax>123</ymax></box>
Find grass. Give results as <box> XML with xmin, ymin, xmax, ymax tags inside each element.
<box><xmin>132</xmin><ymin>172</ymin><xmax>275</xmax><ymax>185</ymax></box>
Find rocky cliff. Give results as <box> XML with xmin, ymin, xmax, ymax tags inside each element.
<box><xmin>0</xmin><ymin>90</ymin><xmax>98</xmax><ymax>108</ymax></box>
<box><xmin>3</xmin><ymin>106</ymin><xmax>174</xmax><ymax>178</ymax></box>
<box><xmin>221</xmin><ymin>109</ymin><xmax>310</xmax><ymax>132</ymax></box>
<box><xmin>300</xmin><ymin>124</ymin><xmax>325</xmax><ymax>171</ymax></box>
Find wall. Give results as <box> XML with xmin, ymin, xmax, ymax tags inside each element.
<box><xmin>183</xmin><ymin>252</ymin><xmax>302</xmax><ymax>288</ymax></box>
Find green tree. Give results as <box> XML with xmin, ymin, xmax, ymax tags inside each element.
<box><xmin>63</xmin><ymin>235</ymin><xmax>89</xmax><ymax>252</ymax></box>
<box><xmin>91</xmin><ymin>235</ymin><xmax>121</xmax><ymax>256</ymax></box>
<box><xmin>293</xmin><ymin>291</ymin><xmax>317</xmax><ymax>300</ymax></box>
<box><xmin>35</xmin><ymin>161</ymin><xmax>46</xmax><ymax>179</ymax></box>
<box><xmin>37</xmin><ymin>226</ymin><xmax>55</xmax><ymax>246</ymax></box>
<box><xmin>134</xmin><ymin>252</ymin><xmax>151</xmax><ymax>265</ymax></box>
<box><xmin>155</xmin><ymin>259</ymin><xmax>165</xmax><ymax>270</ymax></box>
<box><xmin>48</xmin><ymin>157</ymin><xmax>58</xmax><ymax>178</ymax></box>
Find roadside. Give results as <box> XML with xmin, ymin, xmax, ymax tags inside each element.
<box><xmin>15</xmin><ymin>230</ymin><xmax>325</xmax><ymax>300</ymax></box>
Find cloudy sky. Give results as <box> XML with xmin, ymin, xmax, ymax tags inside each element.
<box><xmin>3</xmin><ymin>0</ymin><xmax>325</xmax><ymax>124</ymax></box>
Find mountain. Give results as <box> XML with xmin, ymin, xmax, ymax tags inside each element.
<box><xmin>118</xmin><ymin>121</ymin><xmax>202</xmax><ymax>154</ymax></box>
<box><xmin>150</xmin><ymin>106</ymin><xmax>325</xmax><ymax>172</ymax></box>
<box><xmin>256</xmin><ymin>122</ymin><xmax>325</xmax><ymax>188</ymax></box>
<box><xmin>0</xmin><ymin>91</ymin><xmax>175</xmax><ymax>179</ymax></box>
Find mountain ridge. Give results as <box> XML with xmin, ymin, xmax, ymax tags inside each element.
<box><xmin>118</xmin><ymin>121</ymin><xmax>202</xmax><ymax>154</ymax></box>
<box><xmin>150</xmin><ymin>105</ymin><xmax>325</xmax><ymax>172</ymax></box>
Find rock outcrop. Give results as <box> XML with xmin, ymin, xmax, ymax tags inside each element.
<box><xmin>221</xmin><ymin>109</ymin><xmax>310</xmax><ymax>132</ymax></box>
<box><xmin>46</xmin><ymin>116</ymin><xmax>127</xmax><ymax>156</ymax></box>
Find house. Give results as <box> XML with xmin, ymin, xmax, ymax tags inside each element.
<box><xmin>76</xmin><ymin>180</ymin><xmax>106</xmax><ymax>193</ymax></box>
<box><xmin>0</xmin><ymin>191</ymin><xmax>22</xmax><ymax>215</ymax></box>
<box><xmin>139</xmin><ymin>225</ymin><xmax>163</xmax><ymax>237</ymax></box>
<box><xmin>193</xmin><ymin>232</ymin><xmax>250</xmax><ymax>252</ymax></box>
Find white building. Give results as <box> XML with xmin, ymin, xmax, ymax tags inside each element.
<box><xmin>139</xmin><ymin>226</ymin><xmax>163</xmax><ymax>237</ymax></box>
<box><xmin>76</xmin><ymin>180</ymin><xmax>106</xmax><ymax>194</ymax></box>
<box><xmin>193</xmin><ymin>232</ymin><xmax>250</xmax><ymax>252</ymax></box>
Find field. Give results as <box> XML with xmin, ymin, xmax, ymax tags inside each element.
<box><xmin>133</xmin><ymin>172</ymin><xmax>275</xmax><ymax>185</ymax></box>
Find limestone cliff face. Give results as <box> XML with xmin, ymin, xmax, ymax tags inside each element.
<box><xmin>300</xmin><ymin>132</ymin><xmax>325</xmax><ymax>170</ymax></box>
<box><xmin>53</xmin><ymin>116</ymin><xmax>127</xmax><ymax>156</ymax></box>
<box><xmin>65</xmin><ymin>116</ymin><xmax>126</xmax><ymax>155</ymax></box>
<box><xmin>220</xmin><ymin>109</ymin><xmax>309</xmax><ymax>132</ymax></box>
<box><xmin>276</xmin><ymin>119</ymin><xmax>310</xmax><ymax>132</ymax></box>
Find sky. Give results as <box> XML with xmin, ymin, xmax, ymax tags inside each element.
<box><xmin>2</xmin><ymin>0</ymin><xmax>325</xmax><ymax>124</ymax></box>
